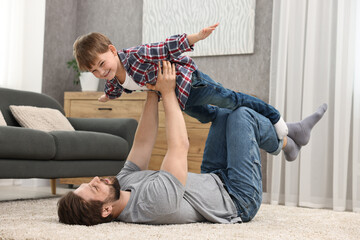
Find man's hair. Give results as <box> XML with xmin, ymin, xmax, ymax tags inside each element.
<box><xmin>57</xmin><ymin>191</ymin><xmax>113</xmax><ymax>226</ymax></box>
<box><xmin>73</xmin><ymin>32</ymin><xmax>113</xmax><ymax>72</ymax></box>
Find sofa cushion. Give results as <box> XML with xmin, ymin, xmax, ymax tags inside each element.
<box><xmin>49</xmin><ymin>131</ymin><xmax>129</xmax><ymax>160</ymax></box>
<box><xmin>9</xmin><ymin>105</ymin><xmax>75</xmax><ymax>132</ymax></box>
<box><xmin>0</xmin><ymin>126</ymin><xmax>56</xmax><ymax>159</ymax></box>
<box><xmin>0</xmin><ymin>111</ymin><xmax>6</xmax><ymax>126</ymax></box>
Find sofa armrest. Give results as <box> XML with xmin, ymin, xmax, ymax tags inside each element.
<box><xmin>67</xmin><ymin>118</ymin><xmax>138</xmax><ymax>149</ymax></box>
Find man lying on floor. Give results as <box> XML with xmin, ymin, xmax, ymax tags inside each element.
<box><xmin>57</xmin><ymin>61</ymin><xmax>327</xmax><ymax>226</ymax></box>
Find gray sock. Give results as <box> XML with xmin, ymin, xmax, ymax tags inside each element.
<box><xmin>283</xmin><ymin>137</ymin><xmax>301</xmax><ymax>161</ymax></box>
<box><xmin>287</xmin><ymin>103</ymin><xmax>328</xmax><ymax>146</ymax></box>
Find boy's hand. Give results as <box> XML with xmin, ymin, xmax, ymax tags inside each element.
<box><xmin>98</xmin><ymin>94</ymin><xmax>110</xmax><ymax>102</ymax></box>
<box><xmin>198</xmin><ymin>23</ymin><xmax>219</xmax><ymax>40</ymax></box>
<box><xmin>146</xmin><ymin>61</ymin><xmax>176</xmax><ymax>95</ymax></box>
<box><xmin>187</xmin><ymin>23</ymin><xmax>219</xmax><ymax>45</ymax></box>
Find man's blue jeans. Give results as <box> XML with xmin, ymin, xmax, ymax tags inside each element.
<box><xmin>184</xmin><ymin>70</ymin><xmax>280</xmax><ymax>124</ymax></box>
<box><xmin>201</xmin><ymin>107</ymin><xmax>282</xmax><ymax>222</ymax></box>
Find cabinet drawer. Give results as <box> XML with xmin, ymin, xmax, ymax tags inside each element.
<box><xmin>69</xmin><ymin>100</ymin><xmax>145</xmax><ymax>120</ymax></box>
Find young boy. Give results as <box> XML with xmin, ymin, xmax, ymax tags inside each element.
<box><xmin>73</xmin><ymin>24</ymin><xmax>288</xmax><ymax>139</ymax></box>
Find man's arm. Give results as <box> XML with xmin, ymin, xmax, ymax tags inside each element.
<box><xmin>187</xmin><ymin>23</ymin><xmax>219</xmax><ymax>46</ymax></box>
<box><xmin>147</xmin><ymin>61</ymin><xmax>189</xmax><ymax>186</ymax></box>
<box><xmin>125</xmin><ymin>91</ymin><xmax>159</xmax><ymax>170</ymax></box>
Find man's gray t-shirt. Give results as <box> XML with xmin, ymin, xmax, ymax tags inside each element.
<box><xmin>116</xmin><ymin>161</ymin><xmax>241</xmax><ymax>224</ymax></box>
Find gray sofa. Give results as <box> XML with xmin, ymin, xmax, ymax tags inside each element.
<box><xmin>0</xmin><ymin>87</ymin><xmax>137</xmax><ymax>193</ymax></box>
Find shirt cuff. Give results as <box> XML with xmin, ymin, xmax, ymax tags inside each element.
<box><xmin>182</xmin><ymin>33</ymin><xmax>195</xmax><ymax>52</ymax></box>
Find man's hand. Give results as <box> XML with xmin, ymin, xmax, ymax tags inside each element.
<box><xmin>146</xmin><ymin>61</ymin><xmax>176</xmax><ymax>96</ymax></box>
<box><xmin>187</xmin><ymin>23</ymin><xmax>219</xmax><ymax>46</ymax></box>
<box><xmin>98</xmin><ymin>94</ymin><xmax>109</xmax><ymax>102</ymax></box>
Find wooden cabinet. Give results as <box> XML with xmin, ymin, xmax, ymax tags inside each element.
<box><xmin>60</xmin><ymin>91</ymin><xmax>210</xmax><ymax>185</ymax></box>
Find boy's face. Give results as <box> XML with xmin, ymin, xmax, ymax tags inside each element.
<box><xmin>89</xmin><ymin>46</ymin><xmax>119</xmax><ymax>80</ymax></box>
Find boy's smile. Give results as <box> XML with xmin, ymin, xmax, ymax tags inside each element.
<box><xmin>90</xmin><ymin>45</ymin><xmax>121</xmax><ymax>81</ymax></box>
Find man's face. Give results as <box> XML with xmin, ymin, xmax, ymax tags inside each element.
<box><xmin>89</xmin><ymin>48</ymin><xmax>118</xmax><ymax>80</ymax></box>
<box><xmin>74</xmin><ymin>176</ymin><xmax>120</xmax><ymax>203</ymax></box>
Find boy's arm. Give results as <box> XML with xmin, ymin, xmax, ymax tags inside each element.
<box><xmin>147</xmin><ymin>61</ymin><xmax>189</xmax><ymax>186</ymax></box>
<box><xmin>98</xmin><ymin>94</ymin><xmax>109</xmax><ymax>102</ymax></box>
<box><xmin>140</xmin><ymin>34</ymin><xmax>191</xmax><ymax>62</ymax></box>
<box><xmin>99</xmin><ymin>79</ymin><xmax>125</xmax><ymax>102</ymax></box>
<box><xmin>125</xmin><ymin>91</ymin><xmax>159</xmax><ymax>170</ymax></box>
<box><xmin>187</xmin><ymin>23</ymin><xmax>219</xmax><ymax>46</ymax></box>
<box><xmin>138</xmin><ymin>23</ymin><xmax>218</xmax><ymax>62</ymax></box>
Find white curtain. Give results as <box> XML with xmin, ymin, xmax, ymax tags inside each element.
<box><xmin>267</xmin><ymin>0</ymin><xmax>360</xmax><ymax>212</ymax></box>
<box><xmin>0</xmin><ymin>0</ymin><xmax>46</xmax><ymax>187</ymax></box>
<box><xmin>0</xmin><ymin>0</ymin><xmax>25</xmax><ymax>89</ymax></box>
<box><xmin>0</xmin><ymin>0</ymin><xmax>45</xmax><ymax>92</ymax></box>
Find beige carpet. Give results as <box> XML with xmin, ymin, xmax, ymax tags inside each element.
<box><xmin>0</xmin><ymin>197</ymin><xmax>359</xmax><ymax>240</ymax></box>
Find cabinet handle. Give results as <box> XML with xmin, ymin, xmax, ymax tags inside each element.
<box><xmin>98</xmin><ymin>107</ymin><xmax>112</xmax><ymax>111</ymax></box>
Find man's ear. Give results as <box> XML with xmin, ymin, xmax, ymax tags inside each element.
<box><xmin>108</xmin><ymin>45</ymin><xmax>117</xmax><ymax>56</ymax></box>
<box><xmin>101</xmin><ymin>203</ymin><xmax>113</xmax><ymax>218</ymax></box>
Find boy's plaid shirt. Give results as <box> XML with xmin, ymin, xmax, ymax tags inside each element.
<box><xmin>104</xmin><ymin>33</ymin><xmax>198</xmax><ymax>109</ymax></box>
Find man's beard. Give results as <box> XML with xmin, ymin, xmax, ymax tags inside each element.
<box><xmin>101</xmin><ymin>177</ymin><xmax>120</xmax><ymax>203</ymax></box>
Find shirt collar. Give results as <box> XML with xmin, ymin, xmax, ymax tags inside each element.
<box><xmin>117</xmin><ymin>51</ymin><xmax>129</xmax><ymax>72</ymax></box>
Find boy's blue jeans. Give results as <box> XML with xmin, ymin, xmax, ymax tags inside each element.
<box><xmin>201</xmin><ymin>107</ymin><xmax>282</xmax><ymax>222</ymax></box>
<box><xmin>184</xmin><ymin>70</ymin><xmax>280</xmax><ymax>124</ymax></box>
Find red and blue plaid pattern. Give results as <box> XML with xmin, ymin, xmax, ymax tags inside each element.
<box><xmin>104</xmin><ymin>33</ymin><xmax>198</xmax><ymax>109</ymax></box>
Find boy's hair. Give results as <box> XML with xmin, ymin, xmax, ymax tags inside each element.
<box><xmin>73</xmin><ymin>32</ymin><xmax>113</xmax><ymax>71</ymax></box>
<box><xmin>57</xmin><ymin>191</ymin><xmax>113</xmax><ymax>226</ymax></box>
